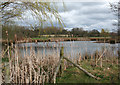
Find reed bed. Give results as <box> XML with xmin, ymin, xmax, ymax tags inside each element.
<box><xmin>1</xmin><ymin>43</ymin><xmax>61</xmax><ymax>83</ymax></box>
<box><xmin>1</xmin><ymin>41</ymin><xmax>118</xmax><ymax>84</ymax></box>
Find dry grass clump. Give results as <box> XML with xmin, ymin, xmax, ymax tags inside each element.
<box><xmin>2</xmin><ymin>44</ymin><xmax>60</xmax><ymax>84</ymax></box>
<box><xmin>76</xmin><ymin>46</ymin><xmax>118</xmax><ymax>68</ymax></box>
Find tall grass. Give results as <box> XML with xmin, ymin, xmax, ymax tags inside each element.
<box><xmin>1</xmin><ymin>41</ymin><xmax>118</xmax><ymax>83</ymax></box>
<box><xmin>2</xmin><ymin>43</ymin><xmax>60</xmax><ymax>83</ymax></box>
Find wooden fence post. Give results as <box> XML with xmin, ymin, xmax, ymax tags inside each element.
<box><xmin>59</xmin><ymin>46</ymin><xmax>64</xmax><ymax>76</ymax></box>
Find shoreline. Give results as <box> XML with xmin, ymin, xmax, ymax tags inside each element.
<box><xmin>1</xmin><ymin>37</ymin><xmax>119</xmax><ymax>45</ymax></box>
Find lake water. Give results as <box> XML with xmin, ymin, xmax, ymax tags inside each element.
<box><xmin>17</xmin><ymin>41</ymin><xmax>118</xmax><ymax>58</ymax></box>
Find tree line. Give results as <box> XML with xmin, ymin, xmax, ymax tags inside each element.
<box><xmin>2</xmin><ymin>25</ymin><xmax>117</xmax><ymax>40</ymax></box>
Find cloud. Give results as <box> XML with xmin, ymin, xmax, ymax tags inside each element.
<box><xmin>14</xmin><ymin>2</ymin><xmax>117</xmax><ymax>31</ymax></box>
<box><xmin>58</xmin><ymin>2</ymin><xmax>117</xmax><ymax>31</ymax></box>
<box><xmin>87</xmin><ymin>19</ymin><xmax>117</xmax><ymax>31</ymax></box>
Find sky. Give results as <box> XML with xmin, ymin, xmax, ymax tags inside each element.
<box><xmin>59</xmin><ymin>2</ymin><xmax>117</xmax><ymax>31</ymax></box>
<box><xmin>15</xmin><ymin>1</ymin><xmax>118</xmax><ymax>32</ymax></box>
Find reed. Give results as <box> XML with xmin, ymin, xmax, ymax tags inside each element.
<box><xmin>1</xmin><ymin>44</ymin><xmax>60</xmax><ymax>83</ymax></box>
<box><xmin>1</xmin><ymin>41</ymin><xmax>118</xmax><ymax>84</ymax></box>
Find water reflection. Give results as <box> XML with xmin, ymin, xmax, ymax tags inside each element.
<box><xmin>17</xmin><ymin>41</ymin><xmax>118</xmax><ymax>58</ymax></box>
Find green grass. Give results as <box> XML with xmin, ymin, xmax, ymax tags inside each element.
<box><xmin>32</xmin><ymin>37</ymin><xmax>49</xmax><ymax>40</ymax></box>
<box><xmin>2</xmin><ymin>57</ymin><xmax>9</xmax><ymax>62</ymax></box>
<box><xmin>57</xmin><ymin>67</ymin><xmax>99</xmax><ymax>83</ymax></box>
<box><xmin>89</xmin><ymin>37</ymin><xmax>111</xmax><ymax>38</ymax></box>
<box><xmin>57</xmin><ymin>60</ymin><xmax>119</xmax><ymax>83</ymax></box>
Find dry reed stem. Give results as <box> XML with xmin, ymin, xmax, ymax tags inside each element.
<box><xmin>1</xmin><ymin>41</ymin><xmax>118</xmax><ymax>83</ymax></box>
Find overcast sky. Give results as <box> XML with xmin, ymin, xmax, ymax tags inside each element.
<box><xmin>58</xmin><ymin>2</ymin><xmax>117</xmax><ymax>31</ymax></box>
<box><xmin>16</xmin><ymin>1</ymin><xmax>118</xmax><ymax>31</ymax></box>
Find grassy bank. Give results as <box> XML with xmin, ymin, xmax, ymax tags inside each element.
<box><xmin>32</xmin><ymin>37</ymin><xmax>49</xmax><ymax>40</ymax></box>
<box><xmin>57</xmin><ymin>59</ymin><xmax>119</xmax><ymax>83</ymax></box>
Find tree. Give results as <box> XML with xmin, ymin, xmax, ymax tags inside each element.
<box><xmin>101</xmin><ymin>29</ymin><xmax>105</xmax><ymax>37</ymax></box>
<box><xmin>100</xmin><ymin>28</ymin><xmax>110</xmax><ymax>37</ymax></box>
<box><xmin>0</xmin><ymin>1</ymin><xmax>65</xmax><ymax>30</ymax></box>
<box><xmin>109</xmin><ymin>1</ymin><xmax>120</xmax><ymax>34</ymax></box>
<box><xmin>89</xmin><ymin>29</ymin><xmax>100</xmax><ymax>37</ymax></box>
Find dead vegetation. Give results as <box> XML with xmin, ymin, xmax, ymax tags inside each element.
<box><xmin>1</xmin><ymin>42</ymin><xmax>119</xmax><ymax>84</ymax></box>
